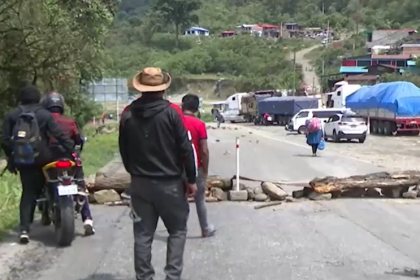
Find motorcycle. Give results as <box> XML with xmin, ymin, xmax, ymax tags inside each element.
<box><xmin>37</xmin><ymin>138</ymin><xmax>87</xmax><ymax>247</ymax></box>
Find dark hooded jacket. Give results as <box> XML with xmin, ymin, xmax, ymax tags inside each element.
<box><xmin>0</xmin><ymin>86</ymin><xmax>75</xmax><ymax>165</ymax></box>
<box><xmin>119</xmin><ymin>95</ymin><xmax>196</xmax><ymax>183</ymax></box>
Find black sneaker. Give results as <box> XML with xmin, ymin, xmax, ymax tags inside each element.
<box><xmin>19</xmin><ymin>231</ymin><xmax>29</xmax><ymax>244</ymax></box>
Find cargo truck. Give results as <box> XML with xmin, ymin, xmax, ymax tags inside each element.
<box><xmin>256</xmin><ymin>96</ymin><xmax>319</xmax><ymax>126</ymax></box>
<box><xmin>240</xmin><ymin>90</ymin><xmax>275</xmax><ymax>122</ymax></box>
<box><xmin>345</xmin><ymin>81</ymin><xmax>420</xmax><ymax>136</ymax></box>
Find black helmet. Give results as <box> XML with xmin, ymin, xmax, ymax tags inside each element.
<box><xmin>43</xmin><ymin>91</ymin><xmax>65</xmax><ymax>111</ymax></box>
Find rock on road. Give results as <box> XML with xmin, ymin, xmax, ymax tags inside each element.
<box><xmin>1</xmin><ymin>124</ymin><xmax>420</xmax><ymax>279</ymax></box>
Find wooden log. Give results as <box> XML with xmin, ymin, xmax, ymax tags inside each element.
<box><xmin>90</xmin><ymin>170</ymin><xmax>131</xmax><ymax>193</ymax></box>
<box><xmin>254</xmin><ymin>201</ymin><xmax>282</xmax><ymax>210</ymax></box>
<box><xmin>309</xmin><ymin>172</ymin><xmax>420</xmax><ymax>194</ymax></box>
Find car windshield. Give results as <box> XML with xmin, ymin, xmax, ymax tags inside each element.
<box><xmin>342</xmin><ymin>117</ymin><xmax>365</xmax><ymax>123</ymax></box>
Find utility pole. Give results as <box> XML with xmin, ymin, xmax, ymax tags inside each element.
<box><xmin>293</xmin><ymin>49</ymin><xmax>296</xmax><ymax>95</ymax></box>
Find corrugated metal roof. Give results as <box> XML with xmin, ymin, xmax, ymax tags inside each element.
<box><xmin>363</xmin><ymin>64</ymin><xmax>398</xmax><ymax>69</ymax></box>
<box><xmin>187</xmin><ymin>26</ymin><xmax>208</xmax><ymax>32</ymax></box>
<box><xmin>339</xmin><ymin>66</ymin><xmax>368</xmax><ymax>73</ymax></box>
<box><xmin>345</xmin><ymin>75</ymin><xmax>378</xmax><ymax>81</ymax></box>
<box><xmin>371</xmin><ymin>54</ymin><xmax>411</xmax><ymax>59</ymax></box>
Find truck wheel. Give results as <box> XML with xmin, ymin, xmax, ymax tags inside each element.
<box><xmin>297</xmin><ymin>126</ymin><xmax>306</xmax><ymax>134</ymax></box>
<box><xmin>391</xmin><ymin>122</ymin><xmax>398</xmax><ymax>136</ymax></box>
<box><xmin>377</xmin><ymin>122</ymin><xmax>384</xmax><ymax>135</ymax></box>
<box><xmin>55</xmin><ymin>196</ymin><xmax>75</xmax><ymax>247</ymax></box>
<box><xmin>383</xmin><ymin>121</ymin><xmax>392</xmax><ymax>135</ymax></box>
<box><xmin>333</xmin><ymin>130</ymin><xmax>339</xmax><ymax>143</ymax></box>
<box><xmin>371</xmin><ymin>121</ymin><xmax>377</xmax><ymax>134</ymax></box>
<box><xmin>230</xmin><ymin>121</ymin><xmax>236</xmax><ymax>124</ymax></box>
<box><xmin>359</xmin><ymin>137</ymin><xmax>366</xmax><ymax>143</ymax></box>
<box><xmin>412</xmin><ymin>131</ymin><xmax>420</xmax><ymax>136</ymax></box>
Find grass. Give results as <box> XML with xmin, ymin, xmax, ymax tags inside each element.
<box><xmin>0</xmin><ymin>128</ymin><xmax>118</xmax><ymax>239</ymax></box>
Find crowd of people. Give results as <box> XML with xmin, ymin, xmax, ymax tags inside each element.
<box><xmin>1</xmin><ymin>67</ymin><xmax>217</xmax><ymax>279</ymax></box>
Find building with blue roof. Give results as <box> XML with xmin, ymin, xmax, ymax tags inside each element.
<box><xmin>184</xmin><ymin>26</ymin><xmax>209</xmax><ymax>36</ymax></box>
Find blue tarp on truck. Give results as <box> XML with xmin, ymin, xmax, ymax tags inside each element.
<box><xmin>345</xmin><ymin>82</ymin><xmax>420</xmax><ymax>117</ymax></box>
<box><xmin>257</xmin><ymin>96</ymin><xmax>318</xmax><ymax>115</ymax></box>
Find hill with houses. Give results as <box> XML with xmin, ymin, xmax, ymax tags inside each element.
<box><xmin>106</xmin><ymin>0</ymin><xmax>420</xmax><ymax>95</ymax></box>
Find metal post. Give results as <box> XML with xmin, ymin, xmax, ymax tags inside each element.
<box><xmin>236</xmin><ymin>137</ymin><xmax>240</xmax><ymax>191</ymax></box>
<box><xmin>293</xmin><ymin>50</ymin><xmax>296</xmax><ymax>94</ymax></box>
<box><xmin>116</xmin><ymin>79</ymin><xmax>120</xmax><ymax>122</ymax></box>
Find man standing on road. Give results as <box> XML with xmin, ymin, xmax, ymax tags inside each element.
<box><xmin>119</xmin><ymin>67</ymin><xmax>197</xmax><ymax>280</ymax></box>
<box><xmin>182</xmin><ymin>94</ymin><xmax>216</xmax><ymax>237</ymax></box>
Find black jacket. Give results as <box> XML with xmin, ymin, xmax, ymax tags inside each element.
<box><xmin>1</xmin><ymin>104</ymin><xmax>75</xmax><ymax>164</ymax></box>
<box><xmin>119</xmin><ymin>96</ymin><xmax>196</xmax><ymax>183</ymax></box>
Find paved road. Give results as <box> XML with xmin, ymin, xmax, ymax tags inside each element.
<box><xmin>1</xmin><ymin>125</ymin><xmax>420</xmax><ymax>279</ymax></box>
<box><xmin>237</xmin><ymin>122</ymin><xmax>420</xmax><ymax>171</ymax></box>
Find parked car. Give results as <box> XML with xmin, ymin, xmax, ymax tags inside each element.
<box><xmin>323</xmin><ymin>113</ymin><xmax>367</xmax><ymax>143</ymax></box>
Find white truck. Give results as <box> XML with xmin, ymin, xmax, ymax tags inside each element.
<box><xmin>221</xmin><ymin>92</ymin><xmax>248</xmax><ymax>123</ymax></box>
<box><xmin>326</xmin><ymin>82</ymin><xmax>361</xmax><ymax>109</ymax></box>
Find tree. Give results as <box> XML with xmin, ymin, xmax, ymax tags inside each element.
<box><xmin>153</xmin><ymin>0</ymin><xmax>201</xmax><ymax>48</ymax></box>
<box><xmin>0</xmin><ymin>0</ymin><xmax>116</xmax><ymax>128</ymax></box>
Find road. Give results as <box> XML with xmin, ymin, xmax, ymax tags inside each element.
<box><xmin>295</xmin><ymin>44</ymin><xmax>321</xmax><ymax>92</ymax></box>
<box><xmin>1</xmin><ymin>124</ymin><xmax>420</xmax><ymax>279</ymax></box>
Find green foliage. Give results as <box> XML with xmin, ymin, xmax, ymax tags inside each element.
<box><xmin>0</xmin><ymin>0</ymin><xmax>116</xmax><ymax>144</ymax></box>
<box><xmin>381</xmin><ymin>73</ymin><xmax>420</xmax><ymax>87</ymax></box>
<box><xmin>154</xmin><ymin>0</ymin><xmax>201</xmax><ymax>47</ymax></box>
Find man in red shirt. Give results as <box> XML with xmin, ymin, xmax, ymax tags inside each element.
<box><xmin>42</xmin><ymin>92</ymin><xmax>95</xmax><ymax>236</ymax></box>
<box><xmin>182</xmin><ymin>94</ymin><xmax>216</xmax><ymax>237</ymax></box>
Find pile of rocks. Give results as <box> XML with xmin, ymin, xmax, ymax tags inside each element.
<box><xmin>292</xmin><ymin>171</ymin><xmax>420</xmax><ymax>200</ymax></box>
<box><xmin>198</xmin><ymin>176</ymin><xmax>294</xmax><ymax>203</ymax></box>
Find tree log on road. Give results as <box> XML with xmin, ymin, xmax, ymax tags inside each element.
<box><xmin>309</xmin><ymin>171</ymin><xmax>420</xmax><ymax>194</ymax></box>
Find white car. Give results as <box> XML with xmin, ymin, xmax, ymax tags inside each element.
<box><xmin>323</xmin><ymin>114</ymin><xmax>367</xmax><ymax>143</ymax></box>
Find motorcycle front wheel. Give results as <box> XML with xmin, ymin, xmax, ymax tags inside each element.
<box><xmin>54</xmin><ymin>196</ymin><xmax>75</xmax><ymax>247</ymax></box>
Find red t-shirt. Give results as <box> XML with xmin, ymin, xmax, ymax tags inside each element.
<box><xmin>183</xmin><ymin>113</ymin><xmax>207</xmax><ymax>167</ymax></box>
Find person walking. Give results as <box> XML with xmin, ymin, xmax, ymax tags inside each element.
<box><xmin>305</xmin><ymin>114</ymin><xmax>323</xmax><ymax>156</ymax></box>
<box><xmin>119</xmin><ymin>67</ymin><xmax>197</xmax><ymax>280</ymax></box>
<box><xmin>181</xmin><ymin>94</ymin><xmax>216</xmax><ymax>238</ymax></box>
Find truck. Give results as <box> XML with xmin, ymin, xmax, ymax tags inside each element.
<box><xmin>345</xmin><ymin>81</ymin><xmax>420</xmax><ymax>135</ymax></box>
<box><xmin>326</xmin><ymin>82</ymin><xmax>361</xmax><ymax>108</ymax></box>
<box><xmin>255</xmin><ymin>96</ymin><xmax>319</xmax><ymax>126</ymax></box>
<box><xmin>221</xmin><ymin>92</ymin><xmax>248</xmax><ymax>123</ymax></box>
<box><xmin>240</xmin><ymin>90</ymin><xmax>276</xmax><ymax>122</ymax></box>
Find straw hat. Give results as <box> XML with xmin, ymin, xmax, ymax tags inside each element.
<box><xmin>132</xmin><ymin>67</ymin><xmax>171</xmax><ymax>92</ymax></box>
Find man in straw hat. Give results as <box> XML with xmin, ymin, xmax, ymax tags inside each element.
<box><xmin>119</xmin><ymin>67</ymin><xmax>197</xmax><ymax>280</ymax></box>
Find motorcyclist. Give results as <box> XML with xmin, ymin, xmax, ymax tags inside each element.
<box><xmin>1</xmin><ymin>85</ymin><xmax>75</xmax><ymax>244</ymax></box>
<box><xmin>41</xmin><ymin>91</ymin><xmax>95</xmax><ymax>236</ymax></box>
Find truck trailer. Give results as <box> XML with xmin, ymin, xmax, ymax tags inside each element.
<box><xmin>256</xmin><ymin>96</ymin><xmax>318</xmax><ymax>125</ymax></box>
<box><xmin>346</xmin><ymin>81</ymin><xmax>420</xmax><ymax>135</ymax></box>
<box><xmin>240</xmin><ymin>90</ymin><xmax>275</xmax><ymax>122</ymax></box>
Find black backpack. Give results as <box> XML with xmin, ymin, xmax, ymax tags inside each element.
<box><xmin>11</xmin><ymin>105</ymin><xmax>42</xmax><ymax>165</ymax></box>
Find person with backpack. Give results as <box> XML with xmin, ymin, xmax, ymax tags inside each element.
<box><xmin>0</xmin><ymin>85</ymin><xmax>75</xmax><ymax>244</ymax></box>
<box><xmin>305</xmin><ymin>113</ymin><xmax>323</xmax><ymax>156</ymax></box>
<box><xmin>119</xmin><ymin>67</ymin><xmax>197</xmax><ymax>280</ymax></box>
<box><xmin>41</xmin><ymin>91</ymin><xmax>95</xmax><ymax>236</ymax></box>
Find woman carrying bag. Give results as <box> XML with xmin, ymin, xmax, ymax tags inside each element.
<box><xmin>305</xmin><ymin>114</ymin><xmax>324</xmax><ymax>156</ymax></box>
